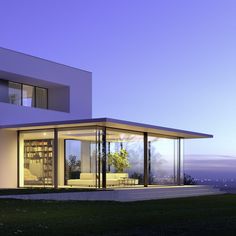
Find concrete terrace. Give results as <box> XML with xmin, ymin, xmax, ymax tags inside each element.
<box><xmin>0</xmin><ymin>186</ymin><xmax>224</xmax><ymax>202</ymax></box>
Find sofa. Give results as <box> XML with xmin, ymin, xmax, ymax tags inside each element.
<box><xmin>67</xmin><ymin>172</ymin><xmax>139</xmax><ymax>187</ymax></box>
<box><xmin>24</xmin><ymin>168</ymin><xmax>38</xmax><ymax>181</ymax></box>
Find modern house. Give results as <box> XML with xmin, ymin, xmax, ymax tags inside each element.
<box><xmin>0</xmin><ymin>47</ymin><xmax>213</xmax><ymax>189</ymax></box>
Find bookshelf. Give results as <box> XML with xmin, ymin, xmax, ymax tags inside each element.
<box><xmin>24</xmin><ymin>139</ymin><xmax>53</xmax><ymax>186</ymax></box>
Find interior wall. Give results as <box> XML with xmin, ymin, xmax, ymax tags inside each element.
<box><xmin>81</xmin><ymin>141</ymin><xmax>91</xmax><ymax>173</ymax></box>
<box><xmin>58</xmin><ymin>138</ymin><xmax>65</xmax><ymax>186</ymax></box>
<box><xmin>0</xmin><ymin>130</ymin><xmax>17</xmax><ymax>188</ymax></box>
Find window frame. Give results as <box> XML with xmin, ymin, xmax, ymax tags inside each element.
<box><xmin>22</xmin><ymin>84</ymin><xmax>35</xmax><ymax>107</ymax></box>
<box><xmin>35</xmin><ymin>86</ymin><xmax>49</xmax><ymax>109</ymax></box>
<box><xmin>6</xmin><ymin>79</ymin><xmax>48</xmax><ymax>109</ymax></box>
<box><xmin>8</xmin><ymin>81</ymin><xmax>23</xmax><ymax>106</ymax></box>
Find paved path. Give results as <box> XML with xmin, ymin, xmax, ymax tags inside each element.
<box><xmin>0</xmin><ymin>185</ymin><xmax>224</xmax><ymax>202</ymax></box>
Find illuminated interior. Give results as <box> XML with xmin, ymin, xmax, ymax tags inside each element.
<box><xmin>19</xmin><ymin>130</ymin><xmax>54</xmax><ymax>187</ymax></box>
<box><xmin>106</xmin><ymin>129</ymin><xmax>144</xmax><ymax>187</ymax></box>
<box><xmin>58</xmin><ymin>129</ymin><xmax>98</xmax><ymax>188</ymax></box>
<box><xmin>19</xmin><ymin>125</ymin><xmax>184</xmax><ymax>188</ymax></box>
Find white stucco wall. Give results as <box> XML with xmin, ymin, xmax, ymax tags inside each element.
<box><xmin>0</xmin><ymin>47</ymin><xmax>92</xmax><ymax>125</ymax></box>
<box><xmin>0</xmin><ymin>130</ymin><xmax>17</xmax><ymax>188</ymax></box>
<box><xmin>0</xmin><ymin>102</ymin><xmax>88</xmax><ymax>125</ymax></box>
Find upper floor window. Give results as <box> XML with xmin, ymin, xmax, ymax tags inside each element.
<box><xmin>9</xmin><ymin>82</ymin><xmax>22</xmax><ymax>105</ymax></box>
<box><xmin>36</xmin><ymin>87</ymin><xmax>48</xmax><ymax>109</ymax></box>
<box><xmin>22</xmin><ymin>84</ymin><xmax>35</xmax><ymax>107</ymax></box>
<box><xmin>0</xmin><ymin>79</ymin><xmax>48</xmax><ymax>109</ymax></box>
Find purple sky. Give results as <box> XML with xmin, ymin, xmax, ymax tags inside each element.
<box><xmin>185</xmin><ymin>154</ymin><xmax>236</xmax><ymax>179</ymax></box>
<box><xmin>0</xmin><ymin>0</ymin><xmax>236</xmax><ymax>177</ymax></box>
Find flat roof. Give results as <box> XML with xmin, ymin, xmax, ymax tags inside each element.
<box><xmin>0</xmin><ymin>117</ymin><xmax>213</xmax><ymax>139</ymax></box>
<box><xmin>0</xmin><ymin>46</ymin><xmax>92</xmax><ymax>74</ymax></box>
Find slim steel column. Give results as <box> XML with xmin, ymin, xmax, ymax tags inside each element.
<box><xmin>144</xmin><ymin>132</ymin><xmax>149</xmax><ymax>187</ymax></box>
<box><xmin>102</xmin><ymin>127</ymin><xmax>107</xmax><ymax>189</ymax></box>
<box><xmin>148</xmin><ymin>141</ymin><xmax>151</xmax><ymax>184</ymax></box>
<box><xmin>98</xmin><ymin>130</ymin><xmax>101</xmax><ymax>188</ymax></box>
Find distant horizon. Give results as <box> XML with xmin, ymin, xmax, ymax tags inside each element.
<box><xmin>185</xmin><ymin>154</ymin><xmax>236</xmax><ymax>179</ymax></box>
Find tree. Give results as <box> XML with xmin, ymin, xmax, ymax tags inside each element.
<box><xmin>108</xmin><ymin>149</ymin><xmax>130</xmax><ymax>173</ymax></box>
<box><xmin>66</xmin><ymin>155</ymin><xmax>81</xmax><ymax>179</ymax></box>
<box><xmin>68</xmin><ymin>155</ymin><xmax>77</xmax><ymax>169</ymax></box>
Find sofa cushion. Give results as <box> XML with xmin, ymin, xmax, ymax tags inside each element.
<box><xmin>106</xmin><ymin>173</ymin><xmax>129</xmax><ymax>179</ymax></box>
<box><xmin>80</xmin><ymin>173</ymin><xmax>96</xmax><ymax>180</ymax></box>
<box><xmin>80</xmin><ymin>173</ymin><xmax>129</xmax><ymax>180</ymax></box>
<box><xmin>67</xmin><ymin>179</ymin><xmax>96</xmax><ymax>186</ymax></box>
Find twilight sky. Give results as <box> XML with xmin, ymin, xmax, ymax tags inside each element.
<box><xmin>0</xmin><ymin>0</ymin><xmax>236</xmax><ymax>169</ymax></box>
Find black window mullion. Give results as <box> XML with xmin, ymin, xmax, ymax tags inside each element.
<box><xmin>35</xmin><ymin>86</ymin><xmax>48</xmax><ymax>109</ymax></box>
<box><xmin>46</xmin><ymin>88</ymin><xmax>48</xmax><ymax>109</ymax></box>
<box><xmin>20</xmin><ymin>83</ymin><xmax>23</xmax><ymax>106</ymax></box>
<box><xmin>34</xmin><ymin>86</ymin><xmax>36</xmax><ymax>107</ymax></box>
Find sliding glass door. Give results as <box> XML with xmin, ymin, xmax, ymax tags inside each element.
<box><xmin>64</xmin><ymin>140</ymin><xmax>81</xmax><ymax>186</ymax></box>
<box><xmin>19</xmin><ymin>127</ymin><xmax>184</xmax><ymax>188</ymax></box>
<box><xmin>58</xmin><ymin>128</ymin><xmax>100</xmax><ymax>188</ymax></box>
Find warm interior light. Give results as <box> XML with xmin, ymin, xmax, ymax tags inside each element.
<box><xmin>43</xmin><ymin>132</ymin><xmax>47</xmax><ymax>136</ymax></box>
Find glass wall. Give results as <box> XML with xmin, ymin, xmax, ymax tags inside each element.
<box><xmin>0</xmin><ymin>78</ymin><xmax>48</xmax><ymax>109</ymax></box>
<box><xmin>36</xmin><ymin>87</ymin><xmax>47</xmax><ymax>109</ymax></box>
<box><xmin>9</xmin><ymin>81</ymin><xmax>22</xmax><ymax>105</ymax></box>
<box><xmin>179</xmin><ymin>139</ymin><xmax>184</xmax><ymax>185</ymax></box>
<box><xmin>106</xmin><ymin>129</ymin><xmax>144</xmax><ymax>187</ymax></box>
<box><xmin>19</xmin><ymin>130</ymin><xmax>54</xmax><ymax>187</ymax></box>
<box><xmin>58</xmin><ymin>129</ymin><xmax>99</xmax><ymax>188</ymax></box>
<box><xmin>65</xmin><ymin>140</ymin><xmax>81</xmax><ymax>181</ymax></box>
<box><xmin>148</xmin><ymin>136</ymin><xmax>179</xmax><ymax>185</ymax></box>
<box><xmin>22</xmin><ymin>84</ymin><xmax>35</xmax><ymax>107</ymax></box>
<box><xmin>19</xmin><ymin>127</ymin><xmax>184</xmax><ymax>188</ymax></box>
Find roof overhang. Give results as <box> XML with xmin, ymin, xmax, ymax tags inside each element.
<box><xmin>0</xmin><ymin>118</ymin><xmax>213</xmax><ymax>139</ymax></box>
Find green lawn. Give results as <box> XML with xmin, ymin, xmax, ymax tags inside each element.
<box><xmin>0</xmin><ymin>194</ymin><xmax>235</xmax><ymax>235</ymax></box>
<box><xmin>0</xmin><ymin>188</ymin><xmax>98</xmax><ymax>195</ymax></box>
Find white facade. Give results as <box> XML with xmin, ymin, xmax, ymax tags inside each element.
<box><xmin>0</xmin><ymin>47</ymin><xmax>92</xmax><ymax>188</ymax></box>
<box><xmin>0</xmin><ymin>130</ymin><xmax>17</xmax><ymax>188</ymax></box>
<box><xmin>0</xmin><ymin>47</ymin><xmax>92</xmax><ymax>125</ymax></box>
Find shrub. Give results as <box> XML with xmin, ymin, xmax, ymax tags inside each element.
<box><xmin>184</xmin><ymin>173</ymin><xmax>197</xmax><ymax>185</ymax></box>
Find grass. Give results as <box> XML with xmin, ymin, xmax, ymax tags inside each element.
<box><xmin>0</xmin><ymin>194</ymin><xmax>235</xmax><ymax>235</ymax></box>
<box><xmin>0</xmin><ymin>188</ymin><xmax>99</xmax><ymax>195</ymax></box>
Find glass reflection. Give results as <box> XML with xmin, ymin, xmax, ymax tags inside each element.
<box><xmin>9</xmin><ymin>81</ymin><xmax>21</xmax><ymax>105</ymax></box>
<box><xmin>106</xmin><ymin>130</ymin><xmax>144</xmax><ymax>187</ymax></box>
<box><xmin>58</xmin><ymin>129</ymin><xmax>98</xmax><ymax>188</ymax></box>
<box><xmin>148</xmin><ymin>137</ymin><xmax>178</xmax><ymax>185</ymax></box>
<box><xmin>23</xmin><ymin>84</ymin><xmax>35</xmax><ymax>107</ymax></box>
